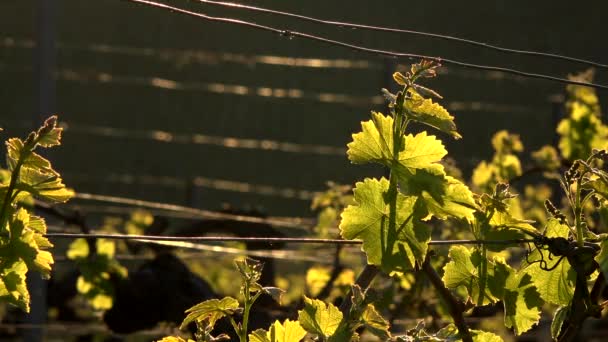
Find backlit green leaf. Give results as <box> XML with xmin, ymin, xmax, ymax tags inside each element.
<box><xmin>493</xmin><ymin>262</ymin><xmax>542</xmax><ymax>335</ymax></box>
<box><xmin>399</xmin><ymin>132</ymin><xmax>447</xmax><ymax>169</ymax></box>
<box><xmin>16</xmin><ymin>167</ymin><xmax>73</xmax><ymax>203</ymax></box>
<box><xmin>405</xmin><ymin>90</ymin><xmax>461</xmax><ymax>139</ymax></box>
<box><xmin>252</xmin><ymin>320</ymin><xmax>307</xmax><ymax>342</ymax></box>
<box><xmin>340</xmin><ymin>178</ymin><xmax>430</xmax><ymax>271</ymax></box>
<box><xmin>435</xmin><ymin>324</ymin><xmax>504</xmax><ymax>342</ymax></box>
<box><xmin>347</xmin><ymin>112</ymin><xmax>400</xmax><ymax>166</ymax></box>
<box><xmin>551</xmin><ymin>306</ymin><xmax>569</xmax><ymax>340</ymax></box>
<box><xmin>180</xmin><ymin>297</ymin><xmax>240</xmax><ymax>330</ymax></box>
<box><xmin>595</xmin><ymin>238</ymin><xmax>608</xmax><ymax>281</ymax></box>
<box><xmin>361</xmin><ymin>304</ymin><xmax>391</xmax><ymax>340</ymax></box>
<box><xmin>156</xmin><ymin>337</ymin><xmax>195</xmax><ymax>342</ymax></box>
<box><xmin>0</xmin><ymin>259</ymin><xmax>29</xmax><ymax>312</ymax></box>
<box><xmin>442</xmin><ymin>246</ymin><xmax>500</xmax><ymax>305</ymax></box>
<box><xmin>522</xmin><ymin>219</ymin><xmax>575</xmax><ymax>306</ymax></box>
<box><xmin>298</xmin><ymin>296</ymin><xmax>342</xmax><ymax>339</ymax></box>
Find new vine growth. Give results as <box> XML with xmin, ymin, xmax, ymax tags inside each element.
<box><xmin>0</xmin><ymin>116</ymin><xmax>73</xmax><ymax>312</ymax></box>
<box><xmin>3</xmin><ymin>62</ymin><xmax>608</xmax><ymax>342</ymax></box>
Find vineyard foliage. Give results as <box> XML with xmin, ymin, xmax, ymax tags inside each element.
<box><xmin>2</xmin><ymin>62</ymin><xmax>608</xmax><ymax>342</ymax></box>
<box><xmin>0</xmin><ymin>116</ymin><xmax>73</xmax><ymax>312</ymax></box>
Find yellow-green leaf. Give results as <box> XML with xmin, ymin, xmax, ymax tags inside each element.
<box><xmin>405</xmin><ymin>91</ymin><xmax>461</xmax><ymax>139</ymax></box>
<box><xmin>180</xmin><ymin>297</ymin><xmax>240</xmax><ymax>330</ymax></box>
<box><xmin>340</xmin><ymin>178</ymin><xmax>430</xmax><ymax>272</ymax></box>
<box><xmin>298</xmin><ymin>297</ymin><xmax>342</xmax><ymax>339</ymax></box>
<box><xmin>347</xmin><ymin>112</ymin><xmax>400</xmax><ymax>166</ymax></box>
<box><xmin>523</xmin><ymin>219</ymin><xmax>575</xmax><ymax>306</ymax></box>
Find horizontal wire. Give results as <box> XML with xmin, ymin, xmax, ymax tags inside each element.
<box><xmin>0</xmin><ymin>36</ymin><xmax>375</xmax><ymax>70</ymax></box>
<box><xmin>193</xmin><ymin>0</ymin><xmax>608</xmax><ymax>70</ymax></box>
<box><xmin>53</xmin><ymin>69</ymin><xmax>538</xmax><ymax>111</ymax></box>
<box><xmin>121</xmin><ymin>0</ymin><xmax>608</xmax><ymax>90</ymax></box>
<box><xmin>47</xmin><ymin>225</ymin><xmax>332</xmax><ymax>263</ymax></box>
<box><xmin>54</xmin><ymin>249</ymin><xmax>332</xmax><ymax>264</ymax></box>
<box><xmin>1</xmin><ymin>36</ymin><xmax>542</xmax><ymax>83</ymax></box>
<box><xmin>131</xmin><ymin>239</ymin><xmax>333</xmax><ymax>263</ymax></box>
<box><xmin>64</xmin><ymin>122</ymin><xmax>347</xmax><ymax>156</ymax></box>
<box><xmin>72</xmin><ymin>192</ymin><xmax>313</xmax><ymax>229</ymax></box>
<box><xmin>55</xmin><ymin>67</ymin><xmax>378</xmax><ymax>106</ymax></box>
<box><xmin>1</xmin><ymin>65</ymin><xmax>545</xmax><ymax>111</ymax></box>
<box><xmin>45</xmin><ymin>232</ymin><xmax>534</xmax><ymax>245</ymax></box>
<box><xmin>68</xmin><ymin>173</ymin><xmax>320</xmax><ymax>201</ymax></box>
<box><xmin>61</xmin><ymin>203</ymin><xmax>316</xmax><ymax>226</ymax></box>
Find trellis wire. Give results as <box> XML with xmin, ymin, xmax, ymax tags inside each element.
<box><xmin>45</xmin><ymin>232</ymin><xmax>535</xmax><ymax>246</ymax></box>
<box><xmin>61</xmin><ymin>203</ymin><xmax>317</xmax><ymax>226</ymax></box>
<box><xmin>1</xmin><ymin>35</ymin><xmax>559</xmax><ymax>83</ymax></box>
<box><xmin>120</xmin><ymin>0</ymin><xmax>608</xmax><ymax>90</ymax></box>
<box><xmin>73</xmin><ymin>192</ymin><xmax>312</xmax><ymax>230</ymax></box>
<box><xmin>193</xmin><ymin>0</ymin><xmax>608</xmax><ymax>69</ymax></box>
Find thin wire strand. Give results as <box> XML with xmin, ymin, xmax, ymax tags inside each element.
<box><xmin>45</xmin><ymin>232</ymin><xmax>534</xmax><ymax>246</ymax></box>
<box><xmin>62</xmin><ymin>203</ymin><xmax>317</xmax><ymax>226</ymax></box>
<box><xmin>63</xmin><ymin>122</ymin><xmax>347</xmax><ymax>156</ymax></box>
<box><xmin>121</xmin><ymin>0</ymin><xmax>608</xmax><ymax>90</ymax></box>
<box><xmin>72</xmin><ymin>192</ymin><xmax>312</xmax><ymax>230</ymax></box>
<box><xmin>69</xmin><ymin>173</ymin><xmax>319</xmax><ymax>201</ymax></box>
<box><xmin>193</xmin><ymin>0</ymin><xmax>608</xmax><ymax>70</ymax></box>
<box><xmin>1</xmin><ymin>36</ymin><xmax>549</xmax><ymax>83</ymax></box>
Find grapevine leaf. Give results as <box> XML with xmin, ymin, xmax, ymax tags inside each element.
<box><xmin>157</xmin><ymin>337</ymin><xmax>196</xmax><ymax>342</ymax></box>
<box><xmin>180</xmin><ymin>297</ymin><xmax>240</xmax><ymax>330</ymax></box>
<box><xmin>306</xmin><ymin>266</ymin><xmax>331</xmax><ymax>297</ymax></box>
<box><xmin>585</xmin><ymin>178</ymin><xmax>608</xmax><ymax>202</ymax></box>
<box><xmin>595</xmin><ymin>239</ymin><xmax>608</xmax><ymax>280</ymax></box>
<box><xmin>67</xmin><ymin>238</ymin><xmax>89</xmax><ymax>259</ymax></box>
<box><xmin>36</xmin><ymin>117</ymin><xmax>63</xmax><ymax>147</ymax></box>
<box><xmin>551</xmin><ymin>306</ymin><xmax>569</xmax><ymax>340</ymax></box>
<box><xmin>361</xmin><ymin>304</ymin><xmax>391</xmax><ymax>340</ymax></box>
<box><xmin>263</xmin><ymin>286</ymin><xmax>285</xmax><ymax>304</ymax></box>
<box><xmin>5</xmin><ymin>209</ymin><xmax>54</xmax><ymax>277</ymax></box>
<box><xmin>235</xmin><ymin>257</ymin><xmax>264</xmax><ymax>291</ymax></box>
<box><xmin>6</xmin><ymin>138</ymin><xmax>55</xmax><ymax>174</ymax></box>
<box><xmin>347</xmin><ymin>113</ymin><xmax>447</xmax><ymax>170</ymax></box>
<box><xmin>271</xmin><ymin>320</ymin><xmax>307</xmax><ymax>342</ymax></box>
<box><xmin>399</xmin><ymin>132</ymin><xmax>447</xmax><ymax>169</ymax></box>
<box><xmin>347</xmin><ymin>112</ymin><xmax>399</xmax><ymax>165</ymax></box>
<box><xmin>557</xmin><ymin>73</ymin><xmax>607</xmax><ymax>161</ymax></box>
<box><xmin>16</xmin><ymin>167</ymin><xmax>74</xmax><ymax>203</ymax></box>
<box><xmin>471</xmin><ymin>331</ymin><xmax>504</xmax><ymax>342</ymax></box>
<box><xmin>489</xmin><ymin>210</ymin><xmax>537</xmax><ymax>235</ymax></box>
<box><xmin>250</xmin><ymin>320</ymin><xmax>306</xmax><ymax>342</ymax></box>
<box><xmin>250</xmin><ymin>329</ymin><xmax>271</xmax><ymax>342</ymax></box>
<box><xmin>339</xmin><ymin>178</ymin><xmax>430</xmax><ymax>271</ymax></box>
<box><xmin>484</xmin><ymin>211</ymin><xmax>537</xmax><ymax>252</ymax></box>
<box><xmin>523</xmin><ymin>219</ymin><xmax>576</xmax><ymax>306</ymax></box>
<box><xmin>442</xmin><ymin>246</ymin><xmax>500</xmax><ymax>305</ymax></box>
<box><xmin>298</xmin><ymin>296</ymin><xmax>342</xmax><ymax>339</ymax></box>
<box><xmin>0</xmin><ymin>259</ymin><xmax>30</xmax><ymax>312</ymax></box>
<box><xmin>417</xmin><ymin>176</ymin><xmax>477</xmax><ymax>221</ymax></box>
<box><xmin>405</xmin><ymin>90</ymin><xmax>461</xmax><ymax>139</ymax></box>
<box><xmin>68</xmin><ymin>238</ymin><xmax>127</xmax><ymax>310</ymax></box>
<box><xmin>492</xmin><ymin>262</ymin><xmax>542</xmax><ymax>335</ymax></box>
<box><xmin>531</xmin><ymin>145</ymin><xmax>560</xmax><ymax>171</ymax></box>
<box><xmin>491</xmin><ymin>130</ymin><xmax>523</xmax><ymax>154</ymax></box>
<box><xmin>436</xmin><ymin>324</ymin><xmax>504</xmax><ymax>342</ymax></box>
<box><xmin>394</xmin><ymin>163</ymin><xmax>477</xmax><ymax>221</ymax></box>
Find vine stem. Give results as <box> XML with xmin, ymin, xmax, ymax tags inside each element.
<box><xmin>574</xmin><ymin>176</ymin><xmax>584</xmax><ymax>247</ymax></box>
<box><xmin>338</xmin><ymin>264</ymin><xmax>379</xmax><ymax>314</ymax></box>
<box><xmin>422</xmin><ymin>255</ymin><xmax>473</xmax><ymax>342</ymax></box>
<box><xmin>0</xmin><ymin>151</ymin><xmax>28</xmax><ymax>234</ymax></box>
<box><xmin>239</xmin><ymin>278</ymin><xmax>262</xmax><ymax>342</ymax></box>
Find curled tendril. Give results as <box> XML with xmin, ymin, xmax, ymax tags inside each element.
<box><xmin>525</xmin><ymin>236</ymin><xmax>567</xmax><ymax>272</ymax></box>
